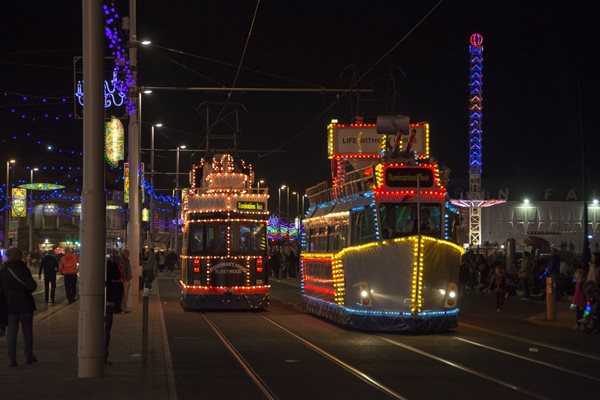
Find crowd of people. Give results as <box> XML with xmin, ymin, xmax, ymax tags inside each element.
<box><xmin>268</xmin><ymin>248</ymin><xmax>299</xmax><ymax>279</ymax></box>
<box><xmin>459</xmin><ymin>247</ymin><xmax>600</xmax><ymax>332</ymax></box>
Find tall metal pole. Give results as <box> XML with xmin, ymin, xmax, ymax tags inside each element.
<box><xmin>4</xmin><ymin>161</ymin><xmax>10</xmax><ymax>248</ymax></box>
<box><xmin>127</xmin><ymin>0</ymin><xmax>141</xmax><ymax>297</ymax></box>
<box><xmin>174</xmin><ymin>147</ymin><xmax>180</xmax><ymax>254</ymax></box>
<box><xmin>286</xmin><ymin>187</ymin><xmax>290</xmax><ymax>220</ymax></box>
<box><xmin>79</xmin><ymin>0</ymin><xmax>106</xmax><ymax>378</ymax></box>
<box><xmin>149</xmin><ymin>125</ymin><xmax>155</xmax><ymax>249</ymax></box>
<box><xmin>28</xmin><ymin>169</ymin><xmax>36</xmax><ymax>254</ymax></box>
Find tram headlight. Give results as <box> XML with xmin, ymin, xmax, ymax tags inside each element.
<box><xmin>444</xmin><ymin>282</ymin><xmax>458</xmax><ymax>308</ymax></box>
<box><xmin>361</xmin><ymin>290</ymin><xmax>369</xmax><ymax>298</ymax></box>
<box><xmin>438</xmin><ymin>289</ymin><xmax>446</xmax><ymax>296</ymax></box>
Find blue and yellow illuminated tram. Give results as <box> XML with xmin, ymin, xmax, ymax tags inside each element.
<box><xmin>301</xmin><ymin>120</ymin><xmax>463</xmax><ymax>331</ymax></box>
<box><xmin>180</xmin><ymin>154</ymin><xmax>270</xmax><ymax>309</ymax></box>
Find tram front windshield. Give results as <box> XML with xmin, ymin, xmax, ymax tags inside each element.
<box><xmin>379</xmin><ymin>203</ymin><xmax>442</xmax><ymax>239</ymax></box>
<box><xmin>188</xmin><ymin>222</ymin><xmax>266</xmax><ymax>256</ymax></box>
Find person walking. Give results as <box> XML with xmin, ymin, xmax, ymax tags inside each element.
<box><xmin>0</xmin><ymin>248</ymin><xmax>37</xmax><ymax>367</ymax></box>
<box><xmin>489</xmin><ymin>265</ymin><xmax>508</xmax><ymax>312</ymax></box>
<box><xmin>105</xmin><ymin>255</ymin><xmax>121</xmax><ymax>365</ymax></box>
<box><xmin>59</xmin><ymin>250</ymin><xmax>79</xmax><ymax>304</ymax></box>
<box><xmin>572</xmin><ymin>268</ymin><xmax>586</xmax><ymax>330</ymax></box>
<box><xmin>142</xmin><ymin>248</ymin><xmax>156</xmax><ymax>290</ymax></box>
<box><xmin>518</xmin><ymin>252</ymin><xmax>533</xmax><ymax>299</ymax></box>
<box><xmin>120</xmin><ymin>249</ymin><xmax>132</xmax><ymax>313</ymax></box>
<box><xmin>38</xmin><ymin>252</ymin><xmax>59</xmax><ymax>304</ymax></box>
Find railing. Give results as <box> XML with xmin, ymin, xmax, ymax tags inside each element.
<box><xmin>305</xmin><ymin>165</ymin><xmax>375</xmax><ymax>207</ymax></box>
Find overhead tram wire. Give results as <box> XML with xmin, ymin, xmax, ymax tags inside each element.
<box><xmin>257</xmin><ymin>0</ymin><xmax>446</xmax><ymax>160</ymax></box>
<box><xmin>210</xmin><ymin>0</ymin><xmax>261</xmax><ymax>135</ymax></box>
<box><xmin>150</xmin><ymin>45</ymin><xmax>323</xmax><ymax>88</ymax></box>
<box><xmin>146</xmin><ymin>48</ymin><xmax>225</xmax><ymax>87</ymax></box>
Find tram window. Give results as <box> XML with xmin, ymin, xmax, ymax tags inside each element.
<box><xmin>379</xmin><ymin>203</ymin><xmax>442</xmax><ymax>238</ymax></box>
<box><xmin>350</xmin><ymin>208</ymin><xmax>377</xmax><ymax>245</ymax></box>
<box><xmin>190</xmin><ymin>228</ymin><xmax>204</xmax><ymax>253</ymax></box>
<box><xmin>231</xmin><ymin>223</ymin><xmax>266</xmax><ymax>255</ymax></box>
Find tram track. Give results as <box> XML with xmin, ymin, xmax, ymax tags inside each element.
<box><xmin>458</xmin><ymin>321</ymin><xmax>600</xmax><ymax>362</ymax></box>
<box><xmin>202</xmin><ymin>313</ymin><xmax>279</xmax><ymax>400</ymax></box>
<box><xmin>201</xmin><ymin>311</ymin><xmax>408</xmax><ymax>400</ymax></box>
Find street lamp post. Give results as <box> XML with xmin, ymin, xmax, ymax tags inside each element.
<box><xmin>292</xmin><ymin>192</ymin><xmax>299</xmax><ymax>219</ymax></box>
<box><xmin>174</xmin><ymin>145</ymin><xmax>186</xmax><ymax>254</ymax></box>
<box><xmin>302</xmin><ymin>194</ymin><xmax>307</xmax><ymax>217</ymax></box>
<box><xmin>278</xmin><ymin>185</ymin><xmax>286</xmax><ymax>216</ymax></box>
<box><xmin>257</xmin><ymin>179</ymin><xmax>265</xmax><ymax>192</ymax></box>
<box><xmin>286</xmin><ymin>187</ymin><xmax>290</xmax><ymax>220</ymax></box>
<box><xmin>149</xmin><ymin>123</ymin><xmax>162</xmax><ymax>250</ymax></box>
<box><xmin>28</xmin><ymin>167</ymin><xmax>38</xmax><ymax>254</ymax></box>
<box><xmin>4</xmin><ymin>159</ymin><xmax>15</xmax><ymax>248</ymax></box>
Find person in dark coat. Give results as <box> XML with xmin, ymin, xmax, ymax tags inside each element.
<box><xmin>0</xmin><ymin>248</ymin><xmax>37</xmax><ymax>367</ymax></box>
<box><xmin>105</xmin><ymin>256</ymin><xmax>121</xmax><ymax>365</ymax></box>
<box><xmin>38</xmin><ymin>252</ymin><xmax>59</xmax><ymax>304</ymax></box>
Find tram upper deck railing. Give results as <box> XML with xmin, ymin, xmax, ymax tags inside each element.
<box><xmin>185</xmin><ymin>186</ymin><xmax>269</xmax><ymax>195</ymax></box>
<box><xmin>305</xmin><ymin>165</ymin><xmax>375</xmax><ymax>207</ymax></box>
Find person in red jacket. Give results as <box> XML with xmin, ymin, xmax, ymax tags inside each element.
<box><xmin>59</xmin><ymin>250</ymin><xmax>79</xmax><ymax>304</ymax></box>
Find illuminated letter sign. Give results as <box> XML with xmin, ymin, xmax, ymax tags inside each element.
<box><xmin>237</xmin><ymin>201</ymin><xmax>265</xmax><ymax>211</ymax></box>
<box><xmin>11</xmin><ymin>188</ymin><xmax>27</xmax><ymax>218</ymax></box>
<box><xmin>385</xmin><ymin>168</ymin><xmax>434</xmax><ymax>188</ymax></box>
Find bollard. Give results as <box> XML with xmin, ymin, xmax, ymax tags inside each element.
<box><xmin>142</xmin><ymin>287</ymin><xmax>149</xmax><ymax>364</ymax></box>
<box><xmin>546</xmin><ymin>276</ymin><xmax>556</xmax><ymax>321</ymax></box>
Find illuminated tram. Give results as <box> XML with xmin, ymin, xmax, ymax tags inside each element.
<box><xmin>301</xmin><ymin>117</ymin><xmax>463</xmax><ymax>331</ymax></box>
<box><xmin>180</xmin><ymin>154</ymin><xmax>270</xmax><ymax>309</ymax></box>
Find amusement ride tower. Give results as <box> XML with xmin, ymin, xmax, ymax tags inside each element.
<box><xmin>451</xmin><ymin>33</ymin><xmax>504</xmax><ymax>246</ymax></box>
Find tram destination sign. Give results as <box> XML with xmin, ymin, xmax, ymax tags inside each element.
<box><xmin>385</xmin><ymin>168</ymin><xmax>434</xmax><ymax>188</ymax></box>
<box><xmin>237</xmin><ymin>201</ymin><xmax>265</xmax><ymax>211</ymax></box>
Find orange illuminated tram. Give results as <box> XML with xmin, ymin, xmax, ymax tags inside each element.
<box><xmin>180</xmin><ymin>154</ymin><xmax>270</xmax><ymax>309</ymax></box>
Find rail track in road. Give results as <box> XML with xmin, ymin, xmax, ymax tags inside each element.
<box><xmin>161</xmin><ymin>278</ymin><xmax>600</xmax><ymax>400</ymax></box>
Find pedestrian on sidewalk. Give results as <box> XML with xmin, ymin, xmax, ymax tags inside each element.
<box><xmin>59</xmin><ymin>250</ymin><xmax>79</xmax><ymax>304</ymax></box>
<box><xmin>572</xmin><ymin>268</ymin><xmax>586</xmax><ymax>330</ymax></box>
<box><xmin>142</xmin><ymin>248</ymin><xmax>156</xmax><ymax>290</ymax></box>
<box><xmin>105</xmin><ymin>255</ymin><xmax>121</xmax><ymax>365</ymax></box>
<box><xmin>38</xmin><ymin>252</ymin><xmax>58</xmax><ymax>304</ymax></box>
<box><xmin>489</xmin><ymin>265</ymin><xmax>508</xmax><ymax>312</ymax></box>
<box><xmin>518</xmin><ymin>251</ymin><xmax>533</xmax><ymax>299</ymax></box>
<box><xmin>120</xmin><ymin>249</ymin><xmax>132</xmax><ymax>313</ymax></box>
<box><xmin>0</xmin><ymin>282</ymin><xmax>7</xmax><ymax>337</ymax></box>
<box><xmin>0</xmin><ymin>248</ymin><xmax>38</xmax><ymax>367</ymax></box>
<box><xmin>110</xmin><ymin>252</ymin><xmax>124</xmax><ymax>314</ymax></box>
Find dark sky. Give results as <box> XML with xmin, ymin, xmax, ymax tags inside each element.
<box><xmin>1</xmin><ymin>0</ymin><xmax>599</xmax><ymax>203</ymax></box>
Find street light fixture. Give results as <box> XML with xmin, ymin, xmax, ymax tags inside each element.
<box><xmin>141</xmin><ymin>40</ymin><xmax>152</xmax><ymax>45</ymax></box>
<box><xmin>174</xmin><ymin>145</ymin><xmax>186</xmax><ymax>254</ymax></box>
<box><xmin>4</xmin><ymin>159</ymin><xmax>16</xmax><ymax>248</ymax></box>
<box><xmin>292</xmin><ymin>192</ymin><xmax>299</xmax><ymax>219</ymax></box>
<box><xmin>149</xmin><ymin>123</ymin><xmax>163</xmax><ymax>250</ymax></box>
<box><xmin>28</xmin><ymin>167</ymin><xmax>39</xmax><ymax>254</ymax></box>
<box><xmin>278</xmin><ymin>185</ymin><xmax>286</xmax><ymax>216</ymax></box>
<box><xmin>257</xmin><ymin>179</ymin><xmax>265</xmax><ymax>192</ymax></box>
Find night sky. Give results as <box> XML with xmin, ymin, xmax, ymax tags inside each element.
<box><xmin>2</xmin><ymin>1</ymin><xmax>599</xmax><ymax>206</ymax></box>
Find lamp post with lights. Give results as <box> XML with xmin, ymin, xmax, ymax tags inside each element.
<box><xmin>149</xmin><ymin>123</ymin><xmax>162</xmax><ymax>249</ymax></box>
<box><xmin>174</xmin><ymin>145</ymin><xmax>186</xmax><ymax>254</ymax></box>
<box><xmin>28</xmin><ymin>167</ymin><xmax>39</xmax><ymax>254</ymax></box>
<box><xmin>4</xmin><ymin>159</ymin><xmax>15</xmax><ymax>248</ymax></box>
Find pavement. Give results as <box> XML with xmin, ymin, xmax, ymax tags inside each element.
<box><xmin>0</xmin><ymin>273</ymin><xmax>588</xmax><ymax>400</ymax></box>
<box><xmin>0</xmin><ymin>276</ymin><xmax>176</xmax><ymax>400</ymax></box>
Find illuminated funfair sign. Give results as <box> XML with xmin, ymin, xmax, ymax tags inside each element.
<box><xmin>11</xmin><ymin>188</ymin><xmax>27</xmax><ymax>218</ymax></box>
<box><xmin>19</xmin><ymin>183</ymin><xmax>66</xmax><ymax>191</ymax></box>
<box><xmin>267</xmin><ymin>215</ymin><xmax>301</xmax><ymax>241</ymax></box>
<box><xmin>104</xmin><ymin>116</ymin><xmax>125</xmax><ymax>168</ymax></box>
